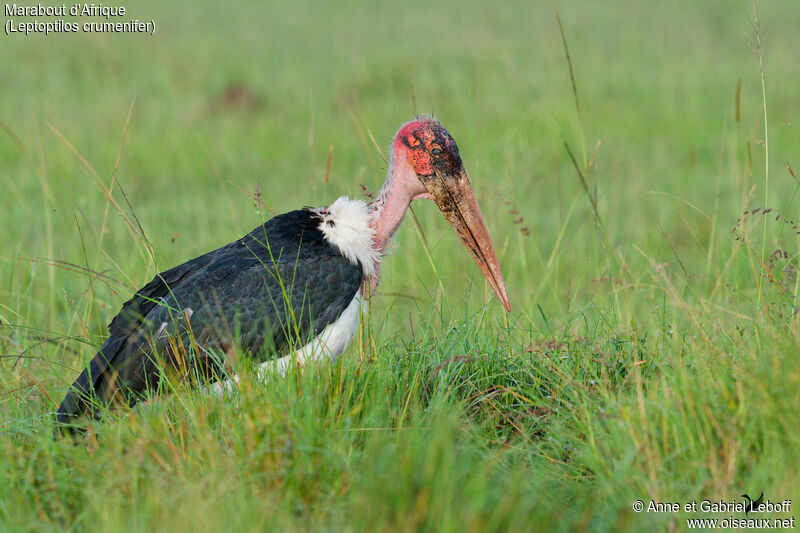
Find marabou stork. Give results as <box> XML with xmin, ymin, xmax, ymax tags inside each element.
<box><xmin>55</xmin><ymin>116</ymin><xmax>510</xmax><ymax>430</ymax></box>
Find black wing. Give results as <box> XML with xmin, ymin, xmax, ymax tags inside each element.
<box><xmin>56</xmin><ymin>209</ymin><xmax>362</xmax><ymax>426</ymax></box>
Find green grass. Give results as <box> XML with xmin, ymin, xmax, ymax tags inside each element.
<box><xmin>2</xmin><ymin>0</ymin><xmax>800</xmax><ymax>530</ymax></box>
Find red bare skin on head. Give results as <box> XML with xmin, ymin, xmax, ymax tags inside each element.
<box><xmin>391</xmin><ymin>117</ymin><xmax>460</xmax><ymax>179</ymax></box>
<box><xmin>406</xmin><ymin>141</ymin><xmax>434</xmax><ymax>176</ymax></box>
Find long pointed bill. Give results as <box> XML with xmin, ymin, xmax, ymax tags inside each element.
<box><xmin>422</xmin><ymin>168</ymin><xmax>511</xmax><ymax>311</ymax></box>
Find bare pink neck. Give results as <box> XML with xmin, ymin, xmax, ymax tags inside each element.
<box><xmin>369</xmin><ymin>174</ymin><xmax>413</xmax><ymax>253</ymax></box>
<box><xmin>363</xmin><ymin>152</ymin><xmax>425</xmax><ymax>296</ymax></box>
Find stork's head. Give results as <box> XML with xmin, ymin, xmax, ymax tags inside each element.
<box><xmin>387</xmin><ymin>116</ymin><xmax>511</xmax><ymax>311</ymax></box>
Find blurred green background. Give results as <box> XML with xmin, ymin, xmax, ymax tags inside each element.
<box><xmin>2</xmin><ymin>0</ymin><xmax>799</xmax><ymax>530</ymax></box>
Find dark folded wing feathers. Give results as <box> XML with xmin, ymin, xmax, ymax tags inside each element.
<box><xmin>68</xmin><ymin>209</ymin><xmax>362</xmax><ymax>409</ymax></box>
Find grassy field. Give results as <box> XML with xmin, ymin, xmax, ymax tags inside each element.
<box><xmin>2</xmin><ymin>0</ymin><xmax>800</xmax><ymax>530</ymax></box>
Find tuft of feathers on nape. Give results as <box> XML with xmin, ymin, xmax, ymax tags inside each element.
<box><xmin>314</xmin><ymin>196</ymin><xmax>379</xmax><ymax>278</ymax></box>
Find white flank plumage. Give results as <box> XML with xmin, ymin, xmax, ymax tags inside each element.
<box><xmin>315</xmin><ymin>196</ymin><xmax>379</xmax><ymax>277</ymax></box>
<box><xmin>276</xmin><ymin>289</ymin><xmax>365</xmax><ymax>370</ymax></box>
<box><xmin>208</xmin><ymin>292</ymin><xmax>366</xmax><ymax>396</ymax></box>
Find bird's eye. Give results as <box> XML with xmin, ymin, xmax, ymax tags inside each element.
<box><xmin>431</xmin><ymin>145</ymin><xmax>442</xmax><ymax>155</ymax></box>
